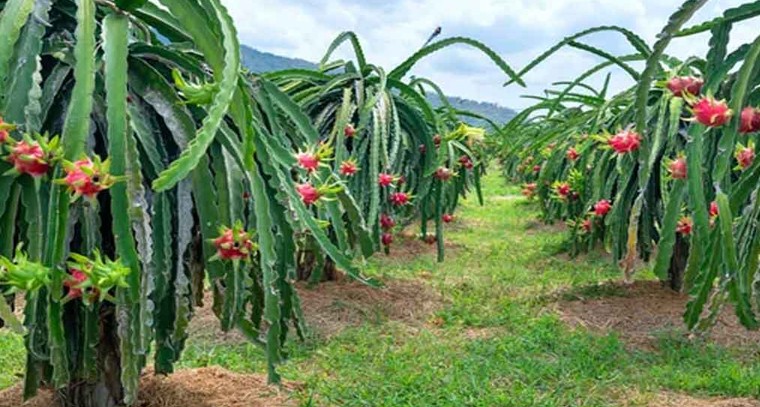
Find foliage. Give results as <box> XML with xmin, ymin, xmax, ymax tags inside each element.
<box><xmin>148</xmin><ymin>172</ymin><xmax>760</xmax><ymax>405</ymax></box>
<box><xmin>262</xmin><ymin>31</ymin><xmax>512</xmax><ymax>273</ymax></box>
<box><xmin>241</xmin><ymin>44</ymin><xmax>516</xmax><ymax>127</ymax></box>
<box><xmin>0</xmin><ymin>1</ymin><xmax>510</xmax><ymax>405</ymax></box>
<box><xmin>498</xmin><ymin>0</ymin><xmax>760</xmax><ymax>333</ymax></box>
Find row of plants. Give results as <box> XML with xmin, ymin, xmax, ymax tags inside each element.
<box><xmin>260</xmin><ymin>32</ymin><xmax>500</xmax><ymax>278</ymax></box>
<box><xmin>499</xmin><ymin>2</ymin><xmax>760</xmax><ymax>332</ymax></box>
<box><xmin>0</xmin><ymin>0</ymin><xmax>522</xmax><ymax>405</ymax></box>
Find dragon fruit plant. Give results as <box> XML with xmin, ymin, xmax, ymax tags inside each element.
<box><xmin>0</xmin><ymin>0</ymin><xmax>403</xmax><ymax>405</ymax></box>
<box><xmin>264</xmin><ymin>32</ymin><xmax>515</xmax><ymax>277</ymax></box>
<box><xmin>498</xmin><ymin>1</ymin><xmax>760</xmax><ymax>335</ymax></box>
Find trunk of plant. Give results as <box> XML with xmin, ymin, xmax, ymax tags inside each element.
<box><xmin>667</xmin><ymin>235</ymin><xmax>689</xmax><ymax>292</ymax></box>
<box><xmin>296</xmin><ymin>250</ymin><xmax>316</xmax><ymax>281</ymax></box>
<box><xmin>56</xmin><ymin>310</ymin><xmax>124</xmax><ymax>407</ymax></box>
<box><xmin>322</xmin><ymin>258</ymin><xmax>339</xmax><ymax>281</ymax></box>
<box><xmin>296</xmin><ymin>250</ymin><xmax>340</xmax><ymax>282</ymax></box>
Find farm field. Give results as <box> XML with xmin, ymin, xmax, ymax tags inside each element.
<box><xmin>2</xmin><ymin>0</ymin><xmax>760</xmax><ymax>406</ymax></box>
<box><xmin>1</xmin><ymin>171</ymin><xmax>759</xmax><ymax>406</ymax></box>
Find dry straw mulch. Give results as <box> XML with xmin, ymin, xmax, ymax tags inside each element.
<box><xmin>0</xmin><ymin>367</ymin><xmax>299</xmax><ymax>407</ymax></box>
<box><xmin>557</xmin><ymin>281</ymin><xmax>760</xmax><ymax>349</ymax></box>
<box><xmin>296</xmin><ymin>278</ymin><xmax>443</xmax><ymax>338</ymax></box>
<box><xmin>189</xmin><ymin>278</ymin><xmax>444</xmax><ymax>345</ymax></box>
<box><xmin>629</xmin><ymin>391</ymin><xmax>760</xmax><ymax>407</ymax></box>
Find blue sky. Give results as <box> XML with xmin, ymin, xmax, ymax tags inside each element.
<box><xmin>222</xmin><ymin>0</ymin><xmax>756</xmax><ymax>110</ymax></box>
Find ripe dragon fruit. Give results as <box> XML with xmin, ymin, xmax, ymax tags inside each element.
<box><xmin>442</xmin><ymin>214</ymin><xmax>454</xmax><ymax>223</ymax></box>
<box><xmin>419</xmin><ymin>144</ymin><xmax>427</xmax><ymax>154</ymax></box>
<box><xmin>521</xmin><ymin>182</ymin><xmax>537</xmax><ymax>198</ymax></box>
<box><xmin>61</xmin><ymin>157</ymin><xmax>117</xmax><ymax>200</ymax></box>
<box><xmin>344</xmin><ymin>124</ymin><xmax>356</xmax><ymax>138</ymax></box>
<box><xmin>339</xmin><ymin>159</ymin><xmax>358</xmax><ymax>176</ymax></box>
<box><xmin>434</xmin><ymin>167</ymin><xmax>453</xmax><ymax>181</ymax></box>
<box><xmin>433</xmin><ymin>134</ymin><xmax>442</xmax><ymax>147</ymax></box>
<box><xmin>533</xmin><ymin>165</ymin><xmax>541</xmax><ymax>174</ymax></box>
<box><xmin>295</xmin><ymin>151</ymin><xmax>320</xmax><ymax>173</ymax></box>
<box><xmin>709</xmin><ymin>201</ymin><xmax>719</xmax><ymax>218</ymax></box>
<box><xmin>566</xmin><ymin>147</ymin><xmax>579</xmax><ymax>161</ymax></box>
<box><xmin>735</xmin><ymin>143</ymin><xmax>755</xmax><ymax>170</ymax></box>
<box><xmin>296</xmin><ymin>183</ymin><xmax>321</xmax><ymax>206</ymax></box>
<box><xmin>739</xmin><ymin>107</ymin><xmax>760</xmax><ymax>134</ymax></box>
<box><xmin>63</xmin><ymin>252</ymin><xmax>131</xmax><ymax>305</ymax></box>
<box><xmin>676</xmin><ymin>216</ymin><xmax>692</xmax><ymax>236</ymax></box>
<box><xmin>6</xmin><ymin>140</ymin><xmax>52</xmax><ymax>177</ymax></box>
<box><xmin>0</xmin><ymin>117</ymin><xmax>14</xmax><ymax>144</ymax></box>
<box><xmin>668</xmin><ymin>156</ymin><xmax>687</xmax><ymax>179</ymax></box>
<box><xmin>581</xmin><ymin>218</ymin><xmax>592</xmax><ymax>233</ymax></box>
<box><xmin>378</xmin><ymin>172</ymin><xmax>395</xmax><ymax>187</ymax></box>
<box><xmin>423</xmin><ymin>234</ymin><xmax>436</xmax><ymax>245</ymax></box>
<box><xmin>380</xmin><ymin>214</ymin><xmax>396</xmax><ymax>230</ymax></box>
<box><xmin>459</xmin><ymin>155</ymin><xmax>474</xmax><ymax>169</ymax></box>
<box><xmin>692</xmin><ymin>97</ymin><xmax>732</xmax><ymax>127</ymax></box>
<box><xmin>555</xmin><ymin>182</ymin><xmax>571</xmax><ymax>198</ymax></box>
<box><xmin>389</xmin><ymin>191</ymin><xmax>410</xmax><ymax>206</ymax></box>
<box><xmin>666</xmin><ymin>76</ymin><xmax>703</xmax><ymax>97</ymax></box>
<box><xmin>381</xmin><ymin>232</ymin><xmax>393</xmax><ymax>246</ymax></box>
<box><xmin>593</xmin><ymin>199</ymin><xmax>611</xmax><ymax>217</ymax></box>
<box><xmin>294</xmin><ymin>143</ymin><xmax>333</xmax><ymax>173</ymax></box>
<box><xmin>608</xmin><ymin>129</ymin><xmax>641</xmax><ymax>154</ymax></box>
<box><xmin>63</xmin><ymin>269</ymin><xmax>89</xmax><ymax>300</ymax></box>
<box><xmin>213</xmin><ymin>226</ymin><xmax>255</xmax><ymax>261</ymax></box>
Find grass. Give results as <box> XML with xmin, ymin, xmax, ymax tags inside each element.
<box><xmin>1</xmin><ymin>170</ymin><xmax>759</xmax><ymax>406</ymax></box>
<box><xmin>0</xmin><ymin>332</ymin><xmax>24</xmax><ymax>389</ymax></box>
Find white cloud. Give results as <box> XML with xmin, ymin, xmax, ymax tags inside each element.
<box><xmin>221</xmin><ymin>0</ymin><xmax>757</xmax><ymax>110</ymax></box>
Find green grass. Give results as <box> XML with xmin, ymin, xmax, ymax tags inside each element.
<box><xmin>1</xmin><ymin>170</ymin><xmax>759</xmax><ymax>405</ymax></box>
<box><xmin>0</xmin><ymin>331</ymin><xmax>24</xmax><ymax>389</ymax></box>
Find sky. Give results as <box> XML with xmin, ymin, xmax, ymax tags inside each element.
<box><xmin>222</xmin><ymin>0</ymin><xmax>757</xmax><ymax>110</ymax></box>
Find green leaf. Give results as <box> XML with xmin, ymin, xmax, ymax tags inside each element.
<box><xmin>153</xmin><ymin>0</ymin><xmax>240</xmax><ymax>191</ymax></box>
<box><xmin>635</xmin><ymin>0</ymin><xmax>707</xmax><ymax>136</ymax></box>
<box><xmin>115</xmin><ymin>0</ymin><xmax>148</xmax><ymax>12</ymax></box>
<box><xmin>503</xmin><ymin>26</ymin><xmax>650</xmax><ymax>87</ymax></box>
<box><xmin>319</xmin><ymin>31</ymin><xmax>367</xmax><ymax>72</ymax></box>
<box><xmin>0</xmin><ymin>0</ymin><xmax>34</xmax><ymax>106</ymax></box>
<box><xmin>151</xmin><ymin>192</ymin><xmax>176</xmax><ymax>374</ymax></box>
<box><xmin>711</xmin><ymin>34</ymin><xmax>760</xmax><ymax>186</ymax></box>
<box><xmin>568</xmin><ymin>41</ymin><xmax>640</xmax><ymax>81</ymax></box>
<box><xmin>104</xmin><ymin>13</ymin><xmax>142</xmax><ymax>404</ymax></box>
<box><xmin>2</xmin><ymin>0</ymin><xmax>51</xmax><ymax>124</ymax></box>
<box><xmin>0</xmin><ymin>293</ymin><xmax>23</xmax><ymax>334</ymax></box>
<box><xmin>652</xmin><ymin>180</ymin><xmax>686</xmax><ymax>280</ymax></box>
<box><xmin>715</xmin><ymin>193</ymin><xmax>757</xmax><ymax>327</ymax></box>
<box><xmin>43</xmin><ymin>0</ymin><xmax>99</xmax><ymax>389</ymax></box>
<box><xmin>250</xmin><ymin>162</ymin><xmax>283</xmax><ymax>382</ymax></box>
<box><xmin>390</xmin><ymin>36</ymin><xmax>525</xmax><ymax>86</ymax></box>
<box><xmin>676</xmin><ymin>1</ymin><xmax>760</xmax><ymax>37</ymax></box>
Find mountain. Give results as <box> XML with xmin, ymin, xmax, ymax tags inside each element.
<box><xmin>427</xmin><ymin>95</ymin><xmax>516</xmax><ymax>126</ymax></box>
<box><xmin>241</xmin><ymin>45</ymin><xmax>317</xmax><ymax>72</ymax></box>
<box><xmin>241</xmin><ymin>45</ymin><xmax>516</xmax><ymax>126</ymax></box>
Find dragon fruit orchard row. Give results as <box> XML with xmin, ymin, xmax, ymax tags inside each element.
<box><xmin>500</xmin><ymin>0</ymin><xmax>760</xmax><ymax>333</ymax></box>
<box><xmin>523</xmin><ymin>76</ymin><xmax>760</xmax><ymax>241</ymax></box>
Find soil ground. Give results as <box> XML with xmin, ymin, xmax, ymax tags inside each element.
<box><xmin>557</xmin><ymin>280</ymin><xmax>760</xmax><ymax>350</ymax></box>
<box><xmin>0</xmin><ymin>367</ymin><xmax>298</xmax><ymax>407</ymax></box>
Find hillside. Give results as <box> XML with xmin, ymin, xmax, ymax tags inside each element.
<box><xmin>241</xmin><ymin>45</ymin><xmax>516</xmax><ymax>125</ymax></box>
<box><xmin>427</xmin><ymin>95</ymin><xmax>516</xmax><ymax>126</ymax></box>
<box><xmin>241</xmin><ymin>45</ymin><xmax>316</xmax><ymax>73</ymax></box>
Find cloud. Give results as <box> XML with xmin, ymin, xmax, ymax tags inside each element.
<box><xmin>222</xmin><ymin>0</ymin><xmax>755</xmax><ymax>110</ymax></box>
